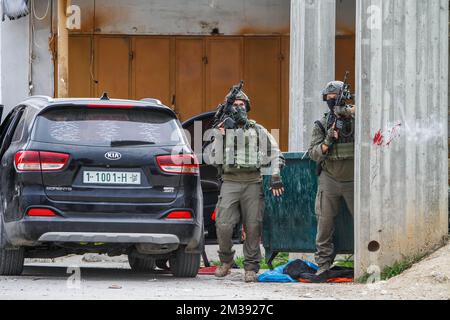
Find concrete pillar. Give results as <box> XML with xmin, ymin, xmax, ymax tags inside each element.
<box><xmin>0</xmin><ymin>18</ymin><xmax>2</xmax><ymax>108</ymax></box>
<box><xmin>56</xmin><ymin>0</ymin><xmax>69</xmax><ymax>98</ymax></box>
<box><xmin>355</xmin><ymin>0</ymin><xmax>449</xmax><ymax>278</ymax></box>
<box><xmin>289</xmin><ymin>0</ymin><xmax>336</xmax><ymax>151</ymax></box>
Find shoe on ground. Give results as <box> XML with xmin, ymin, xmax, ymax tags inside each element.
<box><xmin>316</xmin><ymin>263</ymin><xmax>331</xmax><ymax>276</ymax></box>
<box><xmin>244</xmin><ymin>270</ymin><xmax>257</xmax><ymax>283</ymax></box>
<box><xmin>214</xmin><ymin>262</ymin><xmax>234</xmax><ymax>278</ymax></box>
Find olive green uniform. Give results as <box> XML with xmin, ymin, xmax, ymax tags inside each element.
<box><xmin>308</xmin><ymin>112</ymin><xmax>355</xmax><ymax>268</ymax></box>
<box><xmin>211</xmin><ymin>123</ymin><xmax>283</xmax><ymax>272</ymax></box>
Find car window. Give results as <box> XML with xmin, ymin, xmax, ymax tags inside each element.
<box><xmin>0</xmin><ymin>107</ymin><xmax>25</xmax><ymax>159</ymax></box>
<box><xmin>0</xmin><ymin>110</ymin><xmax>17</xmax><ymax>145</ymax></box>
<box><xmin>0</xmin><ymin>106</ymin><xmax>26</xmax><ymax>148</ymax></box>
<box><xmin>11</xmin><ymin>108</ymin><xmax>27</xmax><ymax>142</ymax></box>
<box><xmin>32</xmin><ymin>107</ymin><xmax>185</xmax><ymax>147</ymax></box>
<box><xmin>182</xmin><ymin>113</ymin><xmax>215</xmax><ymax>151</ymax></box>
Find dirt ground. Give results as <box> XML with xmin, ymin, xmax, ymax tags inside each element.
<box><xmin>0</xmin><ymin>243</ymin><xmax>449</xmax><ymax>300</ymax></box>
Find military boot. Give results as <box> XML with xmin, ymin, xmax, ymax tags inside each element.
<box><xmin>316</xmin><ymin>263</ymin><xmax>331</xmax><ymax>276</ymax></box>
<box><xmin>214</xmin><ymin>261</ymin><xmax>234</xmax><ymax>278</ymax></box>
<box><xmin>244</xmin><ymin>271</ymin><xmax>257</xmax><ymax>283</ymax></box>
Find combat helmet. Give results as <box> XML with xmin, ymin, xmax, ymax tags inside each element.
<box><xmin>226</xmin><ymin>90</ymin><xmax>251</xmax><ymax>112</ymax></box>
<box><xmin>322</xmin><ymin>81</ymin><xmax>345</xmax><ymax>101</ymax></box>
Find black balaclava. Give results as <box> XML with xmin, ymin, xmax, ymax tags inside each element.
<box><xmin>232</xmin><ymin>107</ymin><xmax>249</xmax><ymax>127</ymax></box>
<box><xmin>327</xmin><ymin>99</ymin><xmax>337</xmax><ymax>111</ymax></box>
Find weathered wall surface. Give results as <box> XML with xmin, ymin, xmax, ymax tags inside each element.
<box><xmin>355</xmin><ymin>0</ymin><xmax>449</xmax><ymax>278</ymax></box>
<box><xmin>289</xmin><ymin>0</ymin><xmax>336</xmax><ymax>152</ymax></box>
<box><xmin>71</xmin><ymin>0</ymin><xmax>291</xmax><ymax>35</ymax></box>
<box><xmin>1</xmin><ymin>0</ymin><xmax>292</xmax><ymax>114</ymax></box>
<box><xmin>0</xmin><ymin>0</ymin><xmax>54</xmax><ymax>114</ymax></box>
<box><xmin>30</xmin><ymin>0</ymin><xmax>54</xmax><ymax>100</ymax></box>
<box><xmin>0</xmin><ymin>14</ymin><xmax>30</xmax><ymax>113</ymax></box>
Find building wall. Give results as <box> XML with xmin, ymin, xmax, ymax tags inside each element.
<box><xmin>30</xmin><ymin>0</ymin><xmax>54</xmax><ymax>101</ymax></box>
<box><xmin>71</xmin><ymin>0</ymin><xmax>291</xmax><ymax>35</ymax></box>
<box><xmin>0</xmin><ymin>14</ymin><xmax>30</xmax><ymax>114</ymax></box>
<box><xmin>0</xmin><ymin>0</ymin><xmax>54</xmax><ymax>116</ymax></box>
<box><xmin>355</xmin><ymin>0</ymin><xmax>449</xmax><ymax>277</ymax></box>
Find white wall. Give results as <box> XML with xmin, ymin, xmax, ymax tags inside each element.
<box><xmin>1</xmin><ymin>14</ymin><xmax>30</xmax><ymax>114</ymax></box>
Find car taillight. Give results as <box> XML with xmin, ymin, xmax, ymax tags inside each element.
<box><xmin>15</xmin><ymin>151</ymin><xmax>69</xmax><ymax>172</ymax></box>
<box><xmin>27</xmin><ymin>208</ymin><xmax>57</xmax><ymax>217</ymax></box>
<box><xmin>166</xmin><ymin>211</ymin><xmax>193</xmax><ymax>220</ymax></box>
<box><xmin>156</xmin><ymin>154</ymin><xmax>199</xmax><ymax>175</ymax></box>
<box><xmin>15</xmin><ymin>151</ymin><xmax>40</xmax><ymax>171</ymax></box>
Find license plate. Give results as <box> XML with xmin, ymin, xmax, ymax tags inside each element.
<box><xmin>83</xmin><ymin>171</ymin><xmax>141</xmax><ymax>185</ymax></box>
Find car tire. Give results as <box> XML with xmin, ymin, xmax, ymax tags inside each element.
<box><xmin>128</xmin><ymin>255</ymin><xmax>156</xmax><ymax>273</ymax></box>
<box><xmin>169</xmin><ymin>248</ymin><xmax>200</xmax><ymax>278</ymax></box>
<box><xmin>0</xmin><ymin>215</ymin><xmax>24</xmax><ymax>276</ymax></box>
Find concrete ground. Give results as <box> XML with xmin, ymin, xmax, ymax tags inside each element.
<box><xmin>0</xmin><ymin>243</ymin><xmax>449</xmax><ymax>300</ymax></box>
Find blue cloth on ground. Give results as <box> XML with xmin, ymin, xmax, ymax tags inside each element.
<box><xmin>257</xmin><ymin>259</ymin><xmax>319</xmax><ymax>283</ymax></box>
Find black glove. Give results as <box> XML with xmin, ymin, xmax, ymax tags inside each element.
<box><xmin>270</xmin><ymin>175</ymin><xmax>284</xmax><ymax>197</ymax></box>
<box><xmin>324</xmin><ymin>127</ymin><xmax>336</xmax><ymax>146</ymax></box>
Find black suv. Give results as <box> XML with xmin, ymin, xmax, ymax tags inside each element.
<box><xmin>0</xmin><ymin>97</ymin><xmax>204</xmax><ymax>277</ymax></box>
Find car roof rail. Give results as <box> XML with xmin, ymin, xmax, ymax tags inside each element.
<box><xmin>140</xmin><ymin>98</ymin><xmax>162</xmax><ymax>105</ymax></box>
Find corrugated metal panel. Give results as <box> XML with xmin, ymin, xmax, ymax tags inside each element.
<box><xmin>355</xmin><ymin>0</ymin><xmax>449</xmax><ymax>278</ymax></box>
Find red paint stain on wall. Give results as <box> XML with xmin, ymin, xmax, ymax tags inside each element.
<box><xmin>385</xmin><ymin>123</ymin><xmax>402</xmax><ymax>146</ymax></box>
<box><xmin>373</xmin><ymin>122</ymin><xmax>402</xmax><ymax>148</ymax></box>
<box><xmin>373</xmin><ymin>130</ymin><xmax>384</xmax><ymax>146</ymax></box>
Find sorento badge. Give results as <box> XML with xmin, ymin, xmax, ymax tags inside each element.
<box><xmin>105</xmin><ymin>151</ymin><xmax>122</xmax><ymax>161</ymax></box>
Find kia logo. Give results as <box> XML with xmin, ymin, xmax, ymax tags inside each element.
<box><xmin>105</xmin><ymin>151</ymin><xmax>122</xmax><ymax>161</ymax></box>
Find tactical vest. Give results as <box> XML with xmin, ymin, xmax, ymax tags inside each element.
<box><xmin>222</xmin><ymin>122</ymin><xmax>261</xmax><ymax>173</ymax></box>
<box><xmin>323</xmin><ymin>113</ymin><xmax>355</xmax><ymax>161</ymax></box>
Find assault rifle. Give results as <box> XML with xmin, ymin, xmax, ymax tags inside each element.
<box><xmin>330</xmin><ymin>71</ymin><xmax>353</xmax><ymax>131</ymax></box>
<box><xmin>212</xmin><ymin>80</ymin><xmax>245</xmax><ymax>130</ymax></box>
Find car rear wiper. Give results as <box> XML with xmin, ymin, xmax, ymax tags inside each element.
<box><xmin>110</xmin><ymin>140</ymin><xmax>155</xmax><ymax>147</ymax></box>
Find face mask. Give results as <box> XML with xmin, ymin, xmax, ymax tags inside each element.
<box><xmin>232</xmin><ymin>107</ymin><xmax>248</xmax><ymax>126</ymax></box>
<box><xmin>327</xmin><ymin>99</ymin><xmax>337</xmax><ymax>111</ymax></box>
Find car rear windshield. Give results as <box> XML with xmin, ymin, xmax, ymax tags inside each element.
<box><xmin>32</xmin><ymin>107</ymin><xmax>185</xmax><ymax>147</ymax></box>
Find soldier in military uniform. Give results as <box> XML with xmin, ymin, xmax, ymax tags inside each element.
<box><xmin>210</xmin><ymin>91</ymin><xmax>285</xmax><ymax>283</ymax></box>
<box><xmin>308</xmin><ymin>81</ymin><xmax>356</xmax><ymax>275</ymax></box>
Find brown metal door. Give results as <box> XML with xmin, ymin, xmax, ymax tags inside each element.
<box><xmin>132</xmin><ymin>37</ymin><xmax>172</xmax><ymax>105</ymax></box>
<box><xmin>175</xmin><ymin>38</ymin><xmax>205</xmax><ymax>121</ymax></box>
<box><xmin>336</xmin><ymin>35</ymin><xmax>356</xmax><ymax>93</ymax></box>
<box><xmin>205</xmin><ymin>38</ymin><xmax>243</xmax><ymax>112</ymax></box>
<box><xmin>95</xmin><ymin>36</ymin><xmax>130</xmax><ymax>99</ymax></box>
<box><xmin>244</xmin><ymin>37</ymin><xmax>282</xmax><ymax>137</ymax></box>
<box><xmin>68</xmin><ymin>35</ymin><xmax>93</xmax><ymax>97</ymax></box>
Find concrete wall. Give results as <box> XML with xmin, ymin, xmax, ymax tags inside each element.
<box><xmin>355</xmin><ymin>0</ymin><xmax>449</xmax><ymax>278</ymax></box>
<box><xmin>289</xmin><ymin>0</ymin><xmax>336</xmax><ymax>152</ymax></box>
<box><xmin>30</xmin><ymin>0</ymin><xmax>54</xmax><ymax>100</ymax></box>
<box><xmin>0</xmin><ymin>12</ymin><xmax>2</xmax><ymax>108</ymax></box>
<box><xmin>72</xmin><ymin>0</ymin><xmax>291</xmax><ymax>35</ymax></box>
<box><xmin>0</xmin><ymin>13</ymin><xmax>30</xmax><ymax>114</ymax></box>
<box><xmin>0</xmin><ymin>0</ymin><xmax>54</xmax><ymax>115</ymax></box>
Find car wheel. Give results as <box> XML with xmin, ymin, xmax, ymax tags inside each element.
<box><xmin>155</xmin><ymin>259</ymin><xmax>169</xmax><ymax>270</ymax></box>
<box><xmin>0</xmin><ymin>215</ymin><xmax>24</xmax><ymax>276</ymax></box>
<box><xmin>169</xmin><ymin>248</ymin><xmax>200</xmax><ymax>278</ymax></box>
<box><xmin>128</xmin><ymin>254</ymin><xmax>156</xmax><ymax>273</ymax></box>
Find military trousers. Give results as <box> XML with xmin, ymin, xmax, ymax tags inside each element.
<box><xmin>314</xmin><ymin>172</ymin><xmax>354</xmax><ymax>268</ymax></box>
<box><xmin>215</xmin><ymin>180</ymin><xmax>265</xmax><ymax>272</ymax></box>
